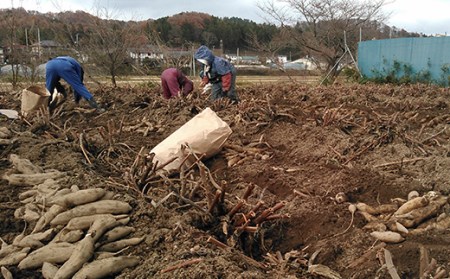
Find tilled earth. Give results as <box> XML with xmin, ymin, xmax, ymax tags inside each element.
<box><xmin>1</xmin><ymin>81</ymin><xmax>450</xmax><ymax>279</ymax></box>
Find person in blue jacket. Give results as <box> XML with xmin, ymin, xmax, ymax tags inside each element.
<box><xmin>46</xmin><ymin>56</ymin><xmax>103</xmax><ymax>111</ymax></box>
<box><xmin>194</xmin><ymin>45</ymin><xmax>239</xmax><ymax>103</ymax></box>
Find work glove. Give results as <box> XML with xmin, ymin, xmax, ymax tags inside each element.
<box><xmin>48</xmin><ymin>89</ymin><xmax>66</xmax><ymax>112</ymax></box>
<box><xmin>201</xmin><ymin>83</ymin><xmax>212</xmax><ymax>95</ymax></box>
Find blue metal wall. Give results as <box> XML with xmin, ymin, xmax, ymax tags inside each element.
<box><xmin>358</xmin><ymin>37</ymin><xmax>450</xmax><ymax>85</ymax></box>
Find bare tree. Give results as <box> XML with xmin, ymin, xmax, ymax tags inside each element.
<box><xmin>248</xmin><ymin>29</ymin><xmax>299</xmax><ymax>81</ymax></box>
<box><xmin>146</xmin><ymin>29</ymin><xmax>194</xmax><ymax>71</ymax></box>
<box><xmin>3</xmin><ymin>8</ymin><xmax>26</xmax><ymax>88</ymax></box>
<box><xmin>258</xmin><ymin>0</ymin><xmax>388</xmax><ymax>79</ymax></box>
<box><xmin>81</xmin><ymin>7</ymin><xmax>144</xmax><ymax>87</ymax></box>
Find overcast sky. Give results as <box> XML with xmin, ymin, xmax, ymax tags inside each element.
<box><xmin>2</xmin><ymin>0</ymin><xmax>449</xmax><ymax>35</ymax></box>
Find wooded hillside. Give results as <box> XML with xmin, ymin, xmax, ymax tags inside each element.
<box><xmin>0</xmin><ymin>8</ymin><xmax>422</xmax><ymax>54</ymax></box>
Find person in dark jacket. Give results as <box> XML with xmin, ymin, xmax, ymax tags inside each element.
<box><xmin>194</xmin><ymin>45</ymin><xmax>239</xmax><ymax>103</ymax></box>
<box><xmin>46</xmin><ymin>56</ymin><xmax>103</xmax><ymax>111</ymax></box>
<box><xmin>160</xmin><ymin>68</ymin><xmax>194</xmax><ymax>99</ymax></box>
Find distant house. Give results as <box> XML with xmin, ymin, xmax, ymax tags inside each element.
<box><xmin>129</xmin><ymin>45</ymin><xmax>163</xmax><ymax>63</ymax></box>
<box><xmin>129</xmin><ymin>45</ymin><xmax>194</xmax><ymax>67</ymax></box>
<box><xmin>240</xmin><ymin>55</ymin><xmax>261</xmax><ymax>65</ymax></box>
<box><xmin>266</xmin><ymin>55</ymin><xmax>288</xmax><ymax>65</ymax></box>
<box><xmin>226</xmin><ymin>54</ymin><xmax>260</xmax><ymax>65</ymax></box>
<box><xmin>31</xmin><ymin>40</ymin><xmax>61</xmax><ymax>58</ymax></box>
<box><xmin>283</xmin><ymin>60</ymin><xmax>307</xmax><ymax>70</ymax></box>
<box><xmin>166</xmin><ymin>49</ymin><xmax>192</xmax><ymax>59</ymax></box>
<box><xmin>284</xmin><ymin>57</ymin><xmax>320</xmax><ymax>70</ymax></box>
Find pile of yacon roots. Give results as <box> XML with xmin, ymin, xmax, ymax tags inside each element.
<box><xmin>0</xmin><ymin>129</ymin><xmax>292</xmax><ymax>278</ymax></box>
<box><xmin>0</xmin><ymin>127</ymin><xmax>14</xmax><ymax>147</ymax></box>
<box><xmin>338</xmin><ymin>190</ymin><xmax>450</xmax><ymax>278</ymax></box>
<box><xmin>1</xmin><ymin>153</ymin><xmax>142</xmax><ymax>279</ymax></box>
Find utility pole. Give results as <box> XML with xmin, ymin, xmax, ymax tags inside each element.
<box><xmin>25</xmin><ymin>28</ymin><xmax>28</xmax><ymax>49</ymax></box>
<box><xmin>191</xmin><ymin>46</ymin><xmax>196</xmax><ymax>77</ymax></box>
<box><xmin>37</xmin><ymin>27</ymin><xmax>41</xmax><ymax>58</ymax></box>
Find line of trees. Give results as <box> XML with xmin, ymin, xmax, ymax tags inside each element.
<box><xmin>0</xmin><ymin>2</ymin><xmax>424</xmax><ymax>87</ymax></box>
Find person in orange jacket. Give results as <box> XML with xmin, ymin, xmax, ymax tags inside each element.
<box><xmin>194</xmin><ymin>45</ymin><xmax>239</xmax><ymax>103</ymax></box>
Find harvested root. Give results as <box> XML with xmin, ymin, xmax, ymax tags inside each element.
<box><xmin>16</xmin><ymin>237</ymin><xmax>44</xmax><ymax>249</ymax></box>
<box><xmin>99</xmin><ymin>226</ymin><xmax>135</xmax><ymax>244</ymax></box>
<box><xmin>32</xmin><ymin>204</ymin><xmax>66</xmax><ymax>233</ymax></box>
<box><xmin>358</xmin><ymin>211</ymin><xmax>378</xmax><ymax>223</ymax></box>
<box><xmin>426</xmin><ymin>215</ymin><xmax>450</xmax><ymax>231</ymax></box>
<box><xmin>50</xmin><ymin>200</ymin><xmax>132</xmax><ymax>226</ymax></box>
<box><xmin>0</xmin><ymin>247</ymin><xmax>30</xmax><ymax>266</ymax></box>
<box><xmin>42</xmin><ymin>262</ymin><xmax>59</xmax><ymax>279</ymax></box>
<box><xmin>370</xmin><ymin>231</ymin><xmax>405</xmax><ymax>243</ymax></box>
<box><xmin>97</xmin><ymin>237</ymin><xmax>145</xmax><ymax>252</ymax></box>
<box><xmin>0</xmin><ymin>139</ymin><xmax>14</xmax><ymax>145</ymax></box>
<box><xmin>51</xmin><ymin>229</ymin><xmax>84</xmax><ymax>243</ymax></box>
<box><xmin>362</xmin><ymin>221</ymin><xmax>387</xmax><ymax>232</ymax></box>
<box><xmin>17</xmin><ymin>207</ymin><xmax>41</xmax><ymax>223</ymax></box>
<box><xmin>386</xmin><ymin>221</ymin><xmax>408</xmax><ymax>234</ymax></box>
<box><xmin>356</xmin><ymin>202</ymin><xmax>397</xmax><ymax>215</ymax></box>
<box><xmin>72</xmin><ymin>256</ymin><xmax>140</xmax><ymax>279</ymax></box>
<box><xmin>19</xmin><ymin>189</ymin><xmax>39</xmax><ymax>203</ymax></box>
<box><xmin>407</xmin><ymin>191</ymin><xmax>419</xmax><ymax>200</ymax></box>
<box><xmin>18</xmin><ymin>242</ymin><xmax>74</xmax><ymax>269</ymax></box>
<box><xmin>36</xmin><ymin>179</ymin><xmax>63</xmax><ymax>194</ymax></box>
<box><xmin>9</xmin><ymin>154</ymin><xmax>44</xmax><ymax>174</ymax></box>
<box><xmin>65</xmin><ymin>214</ymin><xmax>127</xmax><ymax>231</ymax></box>
<box><xmin>87</xmin><ymin>216</ymin><xmax>121</xmax><ymax>242</ymax></box>
<box><xmin>95</xmin><ymin>251</ymin><xmax>117</xmax><ymax>260</ymax></box>
<box><xmin>53</xmin><ymin>234</ymin><xmax>95</xmax><ymax>279</ymax></box>
<box><xmin>0</xmin><ymin>244</ymin><xmax>22</xmax><ymax>259</ymax></box>
<box><xmin>334</xmin><ymin>204</ymin><xmax>356</xmax><ymax>236</ymax></box>
<box><xmin>1</xmin><ymin>267</ymin><xmax>13</xmax><ymax>279</ymax></box>
<box><xmin>50</xmin><ymin>188</ymin><xmax>106</xmax><ymax>207</ymax></box>
<box><xmin>3</xmin><ymin>172</ymin><xmax>65</xmax><ymax>186</ymax></box>
<box><xmin>0</xmin><ymin>127</ymin><xmax>12</xmax><ymax>139</ymax></box>
<box><xmin>397</xmin><ymin>196</ymin><xmax>448</xmax><ymax>228</ymax></box>
<box><xmin>334</xmin><ymin>192</ymin><xmax>348</xmax><ymax>203</ymax></box>
<box><xmin>394</xmin><ymin>196</ymin><xmax>429</xmax><ymax>216</ymax></box>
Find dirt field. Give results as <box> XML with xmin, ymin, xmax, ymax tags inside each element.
<box><xmin>1</xmin><ymin>80</ymin><xmax>450</xmax><ymax>279</ymax></box>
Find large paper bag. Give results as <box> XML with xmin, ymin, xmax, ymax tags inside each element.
<box><xmin>21</xmin><ymin>85</ymin><xmax>50</xmax><ymax>114</ymax></box>
<box><xmin>150</xmin><ymin>107</ymin><xmax>232</xmax><ymax>173</ymax></box>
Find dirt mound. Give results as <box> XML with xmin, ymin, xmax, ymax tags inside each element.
<box><xmin>1</xmin><ymin>82</ymin><xmax>450</xmax><ymax>278</ymax></box>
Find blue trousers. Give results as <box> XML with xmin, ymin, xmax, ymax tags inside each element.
<box><xmin>45</xmin><ymin>58</ymin><xmax>93</xmax><ymax>102</ymax></box>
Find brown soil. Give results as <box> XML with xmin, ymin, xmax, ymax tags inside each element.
<box><xmin>1</xmin><ymin>81</ymin><xmax>450</xmax><ymax>278</ymax></box>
